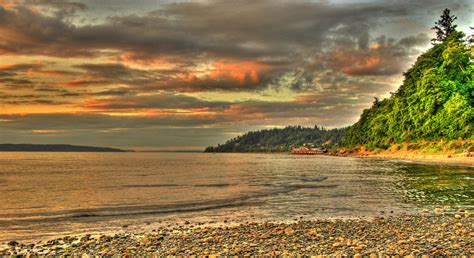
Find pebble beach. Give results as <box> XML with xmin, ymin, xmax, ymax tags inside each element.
<box><xmin>2</xmin><ymin>210</ymin><xmax>472</xmax><ymax>256</ymax></box>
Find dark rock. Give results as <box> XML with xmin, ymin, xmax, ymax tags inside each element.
<box><xmin>7</xmin><ymin>241</ymin><xmax>19</xmax><ymax>247</ymax></box>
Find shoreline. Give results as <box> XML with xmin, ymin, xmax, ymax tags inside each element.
<box><xmin>205</xmin><ymin>151</ymin><xmax>474</xmax><ymax>167</ymax></box>
<box><xmin>2</xmin><ymin>211</ymin><xmax>472</xmax><ymax>256</ymax></box>
<box><xmin>343</xmin><ymin>151</ymin><xmax>474</xmax><ymax>167</ymax></box>
<box><xmin>358</xmin><ymin>154</ymin><xmax>474</xmax><ymax>167</ymax></box>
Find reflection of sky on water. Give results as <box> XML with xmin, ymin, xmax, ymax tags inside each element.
<box><xmin>0</xmin><ymin>152</ymin><xmax>471</xmax><ymax>241</ymax></box>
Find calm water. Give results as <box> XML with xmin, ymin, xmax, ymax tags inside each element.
<box><xmin>0</xmin><ymin>152</ymin><xmax>472</xmax><ymax>241</ymax></box>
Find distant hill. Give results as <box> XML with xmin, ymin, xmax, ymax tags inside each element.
<box><xmin>204</xmin><ymin>126</ymin><xmax>346</xmax><ymax>152</ymax></box>
<box><xmin>0</xmin><ymin>144</ymin><xmax>128</xmax><ymax>152</ymax></box>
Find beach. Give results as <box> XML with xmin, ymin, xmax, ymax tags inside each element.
<box><xmin>363</xmin><ymin>154</ymin><xmax>474</xmax><ymax>167</ymax></box>
<box><xmin>333</xmin><ymin>148</ymin><xmax>474</xmax><ymax>167</ymax></box>
<box><xmin>2</xmin><ymin>210</ymin><xmax>472</xmax><ymax>256</ymax></box>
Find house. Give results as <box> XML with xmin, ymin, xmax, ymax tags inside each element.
<box><xmin>291</xmin><ymin>147</ymin><xmax>327</xmax><ymax>155</ymax></box>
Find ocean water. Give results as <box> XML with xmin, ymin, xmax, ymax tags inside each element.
<box><xmin>0</xmin><ymin>152</ymin><xmax>472</xmax><ymax>241</ymax></box>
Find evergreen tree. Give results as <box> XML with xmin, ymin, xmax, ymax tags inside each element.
<box><xmin>431</xmin><ymin>8</ymin><xmax>458</xmax><ymax>44</ymax></box>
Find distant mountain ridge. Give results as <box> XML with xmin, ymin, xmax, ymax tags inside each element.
<box><xmin>0</xmin><ymin>144</ymin><xmax>128</xmax><ymax>152</ymax></box>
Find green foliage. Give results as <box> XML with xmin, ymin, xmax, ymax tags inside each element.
<box><xmin>431</xmin><ymin>8</ymin><xmax>458</xmax><ymax>44</ymax></box>
<box><xmin>204</xmin><ymin>126</ymin><xmax>346</xmax><ymax>152</ymax></box>
<box><xmin>209</xmin><ymin>11</ymin><xmax>472</xmax><ymax>153</ymax></box>
<box><xmin>343</xmin><ymin>22</ymin><xmax>473</xmax><ymax>148</ymax></box>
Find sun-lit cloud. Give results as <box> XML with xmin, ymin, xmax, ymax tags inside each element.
<box><xmin>31</xmin><ymin>129</ymin><xmax>65</xmax><ymax>133</ymax></box>
<box><xmin>0</xmin><ymin>0</ymin><xmax>472</xmax><ymax>148</ymax></box>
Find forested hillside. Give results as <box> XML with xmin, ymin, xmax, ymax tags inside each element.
<box><xmin>342</xmin><ymin>9</ymin><xmax>473</xmax><ymax>149</ymax></box>
<box><xmin>206</xmin><ymin>10</ymin><xmax>472</xmax><ymax>153</ymax></box>
<box><xmin>204</xmin><ymin>126</ymin><xmax>346</xmax><ymax>152</ymax></box>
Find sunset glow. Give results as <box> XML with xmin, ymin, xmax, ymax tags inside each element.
<box><xmin>0</xmin><ymin>0</ymin><xmax>472</xmax><ymax>149</ymax></box>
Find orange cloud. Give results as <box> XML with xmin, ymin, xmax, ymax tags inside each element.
<box><xmin>181</xmin><ymin>60</ymin><xmax>271</xmax><ymax>85</ymax></box>
<box><xmin>0</xmin><ymin>0</ymin><xmax>16</xmax><ymax>9</ymax></box>
<box><xmin>223</xmin><ymin>104</ymin><xmax>268</xmax><ymax>119</ymax></box>
<box><xmin>190</xmin><ymin>107</ymin><xmax>211</xmax><ymax>112</ymax></box>
<box><xmin>341</xmin><ymin>56</ymin><xmax>382</xmax><ymax>76</ymax></box>
<box><xmin>182</xmin><ymin>73</ymin><xmax>197</xmax><ymax>82</ymax></box>
<box><xmin>210</xmin><ymin>61</ymin><xmax>268</xmax><ymax>84</ymax></box>
<box><xmin>31</xmin><ymin>130</ymin><xmax>65</xmax><ymax>133</ymax></box>
<box><xmin>327</xmin><ymin>46</ymin><xmax>400</xmax><ymax>76</ymax></box>
<box><xmin>295</xmin><ymin>94</ymin><xmax>323</xmax><ymax>104</ymax></box>
<box><xmin>0</xmin><ymin>64</ymin><xmax>18</xmax><ymax>69</ymax></box>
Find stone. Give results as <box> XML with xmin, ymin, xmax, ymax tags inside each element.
<box><xmin>7</xmin><ymin>241</ymin><xmax>19</xmax><ymax>247</ymax></box>
<box><xmin>284</xmin><ymin>227</ymin><xmax>295</xmax><ymax>235</ymax></box>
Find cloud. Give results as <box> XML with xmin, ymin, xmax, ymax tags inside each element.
<box><xmin>0</xmin><ymin>0</ymin><xmax>471</xmax><ymax>148</ymax></box>
<box><xmin>323</xmin><ymin>34</ymin><xmax>430</xmax><ymax>76</ymax></box>
<box><xmin>79</xmin><ymin>93</ymin><xmax>230</xmax><ymax>111</ymax></box>
<box><xmin>0</xmin><ymin>0</ymin><xmax>447</xmax><ymax>94</ymax></box>
<box><xmin>31</xmin><ymin>129</ymin><xmax>65</xmax><ymax>133</ymax></box>
<box><xmin>0</xmin><ymin>1</ymin><xmax>412</xmax><ymax>59</ymax></box>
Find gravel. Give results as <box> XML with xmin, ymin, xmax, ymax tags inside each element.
<box><xmin>1</xmin><ymin>210</ymin><xmax>472</xmax><ymax>256</ymax></box>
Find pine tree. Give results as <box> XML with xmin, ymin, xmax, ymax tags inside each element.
<box><xmin>431</xmin><ymin>8</ymin><xmax>457</xmax><ymax>44</ymax></box>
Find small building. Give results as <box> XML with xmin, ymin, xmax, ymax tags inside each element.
<box><xmin>291</xmin><ymin>147</ymin><xmax>327</xmax><ymax>155</ymax></box>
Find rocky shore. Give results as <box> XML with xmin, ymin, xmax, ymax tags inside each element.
<box><xmin>332</xmin><ymin>144</ymin><xmax>474</xmax><ymax>167</ymax></box>
<box><xmin>1</xmin><ymin>209</ymin><xmax>472</xmax><ymax>256</ymax></box>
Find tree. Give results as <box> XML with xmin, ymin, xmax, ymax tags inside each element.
<box><xmin>342</xmin><ymin>9</ymin><xmax>473</xmax><ymax>148</ymax></box>
<box><xmin>431</xmin><ymin>8</ymin><xmax>457</xmax><ymax>44</ymax></box>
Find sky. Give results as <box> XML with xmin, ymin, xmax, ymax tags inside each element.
<box><xmin>0</xmin><ymin>0</ymin><xmax>472</xmax><ymax>150</ymax></box>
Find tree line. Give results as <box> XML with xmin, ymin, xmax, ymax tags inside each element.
<box><xmin>204</xmin><ymin>126</ymin><xmax>346</xmax><ymax>152</ymax></box>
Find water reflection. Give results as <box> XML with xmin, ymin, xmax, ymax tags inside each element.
<box><xmin>0</xmin><ymin>152</ymin><xmax>472</xmax><ymax>241</ymax></box>
<box><xmin>395</xmin><ymin>163</ymin><xmax>473</xmax><ymax>208</ymax></box>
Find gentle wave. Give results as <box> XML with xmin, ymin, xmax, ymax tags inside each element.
<box><xmin>120</xmin><ymin>184</ymin><xmax>181</xmax><ymax>188</ymax></box>
<box><xmin>111</xmin><ymin>183</ymin><xmax>234</xmax><ymax>189</ymax></box>
<box><xmin>300</xmin><ymin>176</ymin><xmax>329</xmax><ymax>182</ymax></box>
<box><xmin>0</xmin><ymin>183</ymin><xmax>338</xmax><ymax>223</ymax></box>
